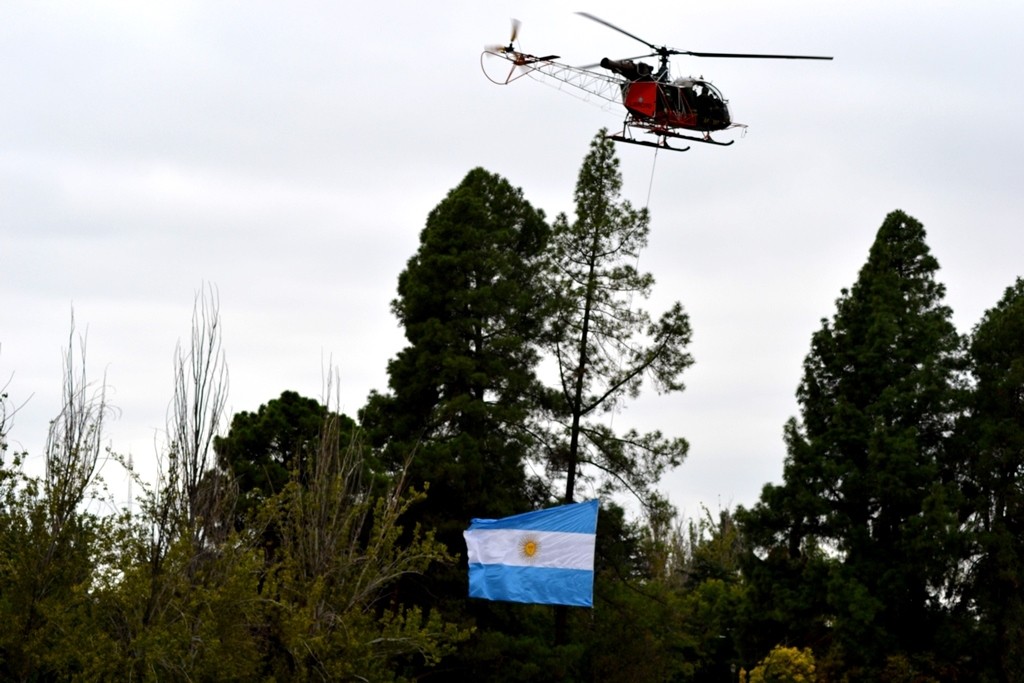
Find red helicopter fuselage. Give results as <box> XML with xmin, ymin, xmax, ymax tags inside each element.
<box><xmin>622</xmin><ymin>80</ymin><xmax>731</xmax><ymax>131</ymax></box>
<box><xmin>602</xmin><ymin>58</ymin><xmax>732</xmax><ymax>133</ymax></box>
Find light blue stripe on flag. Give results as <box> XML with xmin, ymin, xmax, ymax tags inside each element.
<box><xmin>467</xmin><ymin>565</ymin><xmax>594</xmax><ymax>607</ymax></box>
<box><xmin>464</xmin><ymin>499</ymin><xmax>598</xmax><ymax>607</ymax></box>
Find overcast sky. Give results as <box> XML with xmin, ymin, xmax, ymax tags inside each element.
<box><xmin>3</xmin><ymin>1</ymin><xmax>1022</xmax><ymax>520</ymax></box>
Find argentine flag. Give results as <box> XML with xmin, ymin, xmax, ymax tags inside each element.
<box><xmin>463</xmin><ymin>499</ymin><xmax>598</xmax><ymax>607</ymax></box>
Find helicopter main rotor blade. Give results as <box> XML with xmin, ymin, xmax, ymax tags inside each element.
<box><xmin>576</xmin><ymin>12</ymin><xmax>832</xmax><ymax>62</ymax></box>
<box><xmin>678</xmin><ymin>50</ymin><xmax>832</xmax><ymax>60</ymax></box>
<box><xmin>576</xmin><ymin>12</ymin><xmax>657</xmax><ymax>52</ymax></box>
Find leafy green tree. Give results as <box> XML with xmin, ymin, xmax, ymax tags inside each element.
<box><xmin>580</xmin><ymin>576</ymin><xmax>694</xmax><ymax>682</ymax></box>
<box><xmin>956</xmin><ymin>277</ymin><xmax>1024</xmax><ymax>683</ymax></box>
<box><xmin>245</xmin><ymin>414</ymin><xmax>467</xmax><ymax>680</ymax></box>
<box><xmin>738</xmin><ymin>210</ymin><xmax>964</xmax><ymax>676</ymax></box>
<box><xmin>560</xmin><ymin>504</ymin><xmax>750</xmax><ymax>683</ymax></box>
<box><xmin>0</xmin><ymin>319</ymin><xmax>118</xmax><ymax>681</ymax></box>
<box><xmin>214</xmin><ymin>390</ymin><xmax>355</xmax><ymax>523</ymax></box>
<box><xmin>543</xmin><ymin>130</ymin><xmax>693</xmax><ymax>507</ymax></box>
<box><xmin>743</xmin><ymin>645</ymin><xmax>817</xmax><ymax>683</ymax></box>
<box><xmin>89</xmin><ymin>416</ymin><xmax>463</xmax><ymax>681</ymax></box>
<box><xmin>676</xmin><ymin>509</ymin><xmax>747</xmax><ymax>679</ymax></box>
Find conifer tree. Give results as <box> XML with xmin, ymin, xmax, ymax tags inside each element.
<box><xmin>543</xmin><ymin>131</ymin><xmax>693</xmax><ymax>507</ymax></box>
<box><xmin>957</xmin><ymin>277</ymin><xmax>1024</xmax><ymax>682</ymax></box>
<box><xmin>214</xmin><ymin>390</ymin><xmax>354</xmax><ymax>524</ymax></box>
<box><xmin>739</xmin><ymin>210</ymin><xmax>963</xmax><ymax>676</ymax></box>
<box><xmin>362</xmin><ymin>167</ymin><xmax>551</xmax><ymax>540</ymax></box>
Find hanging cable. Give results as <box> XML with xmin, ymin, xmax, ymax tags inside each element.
<box><xmin>644</xmin><ymin>145</ymin><xmax>659</xmax><ymax>211</ymax></box>
<box><xmin>608</xmin><ymin>147</ymin><xmax>659</xmax><ymax>438</ymax></box>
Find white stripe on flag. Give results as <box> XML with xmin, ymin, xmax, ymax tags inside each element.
<box><xmin>464</xmin><ymin>529</ymin><xmax>596</xmax><ymax>570</ymax></box>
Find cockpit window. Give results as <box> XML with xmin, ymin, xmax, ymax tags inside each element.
<box><xmin>696</xmin><ymin>81</ymin><xmax>725</xmax><ymax>101</ymax></box>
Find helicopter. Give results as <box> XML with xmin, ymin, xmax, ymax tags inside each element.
<box><xmin>482</xmin><ymin>13</ymin><xmax>832</xmax><ymax>151</ymax></box>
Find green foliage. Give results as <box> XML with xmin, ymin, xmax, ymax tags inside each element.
<box><xmin>743</xmin><ymin>645</ymin><xmax>817</xmax><ymax>683</ymax></box>
<box><xmin>0</xmin><ymin>298</ymin><xmax>466</xmax><ymax>681</ymax></box>
<box><xmin>575</xmin><ymin>504</ymin><xmax>747</xmax><ymax>682</ymax></box>
<box><xmin>954</xmin><ymin>277</ymin><xmax>1024</xmax><ymax>681</ymax></box>
<box><xmin>674</xmin><ymin>509</ymin><xmax>747</xmax><ymax>680</ymax></box>
<box><xmin>0</xmin><ymin>463</ymin><xmax>118</xmax><ymax>680</ymax></box>
<box><xmin>251</xmin><ymin>437</ymin><xmax>469</xmax><ymax>680</ymax></box>
<box><xmin>93</xmin><ymin>530</ymin><xmax>265</xmax><ymax>680</ymax></box>
<box><xmin>581</xmin><ymin>574</ymin><xmax>696</xmax><ymax>683</ymax></box>
<box><xmin>214</xmin><ymin>390</ymin><xmax>356</xmax><ymax>523</ymax></box>
<box><xmin>0</xmin><ymin>323</ymin><xmax>121</xmax><ymax>680</ymax></box>
<box><xmin>0</xmin><ymin>426</ymin><xmax>466</xmax><ymax>681</ymax></box>
<box><xmin>450</xmin><ymin>604</ymin><xmax>587</xmax><ymax>682</ymax></box>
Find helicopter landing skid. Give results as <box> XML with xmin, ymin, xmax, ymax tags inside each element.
<box><xmin>606</xmin><ymin>133</ymin><xmax>690</xmax><ymax>153</ymax></box>
<box><xmin>659</xmin><ymin>129</ymin><xmax>735</xmax><ymax>147</ymax></box>
<box><xmin>618</xmin><ymin>115</ymin><xmax>737</xmax><ymax>147</ymax></box>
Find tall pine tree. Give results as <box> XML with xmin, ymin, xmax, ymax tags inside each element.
<box><xmin>739</xmin><ymin>210</ymin><xmax>964</xmax><ymax>677</ymax></box>
<box><xmin>542</xmin><ymin>130</ymin><xmax>693</xmax><ymax>508</ymax></box>
<box><xmin>361</xmin><ymin>166</ymin><xmax>551</xmax><ymax>545</ymax></box>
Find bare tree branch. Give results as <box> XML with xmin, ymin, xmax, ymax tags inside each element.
<box><xmin>44</xmin><ymin>311</ymin><xmax>112</xmax><ymax>536</ymax></box>
<box><xmin>167</xmin><ymin>284</ymin><xmax>229</xmax><ymax>536</ymax></box>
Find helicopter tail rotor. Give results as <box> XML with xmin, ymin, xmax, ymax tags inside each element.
<box><xmin>484</xmin><ymin>17</ymin><xmax>521</xmax><ymax>54</ymax></box>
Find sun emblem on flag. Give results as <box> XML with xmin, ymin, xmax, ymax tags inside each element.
<box><xmin>519</xmin><ymin>536</ymin><xmax>540</xmax><ymax>562</ymax></box>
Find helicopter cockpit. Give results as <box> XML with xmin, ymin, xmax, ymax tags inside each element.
<box><xmin>670</xmin><ymin>77</ymin><xmax>730</xmax><ymax>127</ymax></box>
